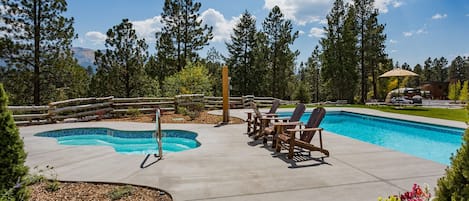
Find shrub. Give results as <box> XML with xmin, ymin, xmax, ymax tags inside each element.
<box><xmin>108</xmin><ymin>185</ymin><xmax>134</xmax><ymax>201</ymax></box>
<box><xmin>0</xmin><ymin>83</ymin><xmax>29</xmax><ymax>200</ymax></box>
<box><xmin>127</xmin><ymin>108</ymin><xmax>141</xmax><ymax>119</ymax></box>
<box><xmin>163</xmin><ymin>62</ymin><xmax>213</xmax><ymax>97</ymax></box>
<box><xmin>458</xmin><ymin>81</ymin><xmax>468</xmax><ymax>103</ymax></box>
<box><xmin>434</xmin><ymin>111</ymin><xmax>469</xmax><ymax>200</ymax></box>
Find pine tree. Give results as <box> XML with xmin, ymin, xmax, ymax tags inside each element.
<box><xmin>448</xmin><ymin>56</ymin><xmax>466</xmax><ymax>82</ymax></box>
<box><xmin>320</xmin><ymin>0</ymin><xmax>359</xmax><ymax>102</ymax></box>
<box><xmin>354</xmin><ymin>0</ymin><xmax>387</xmax><ymax>103</ymax></box>
<box><xmin>0</xmin><ymin>84</ymin><xmax>28</xmax><ymax>200</ymax></box>
<box><xmin>155</xmin><ymin>0</ymin><xmax>213</xmax><ymax>71</ymax></box>
<box><xmin>226</xmin><ymin>10</ymin><xmax>258</xmax><ymax>96</ymax></box>
<box><xmin>204</xmin><ymin>47</ymin><xmax>223</xmax><ymax>96</ymax></box>
<box><xmin>411</xmin><ymin>64</ymin><xmax>423</xmax><ymax>87</ymax></box>
<box><xmin>423</xmin><ymin>57</ymin><xmax>434</xmax><ymax>82</ymax></box>
<box><xmin>0</xmin><ymin>0</ymin><xmax>76</xmax><ymax>105</ymax></box>
<box><xmin>92</xmin><ymin>19</ymin><xmax>156</xmax><ymax>98</ymax></box>
<box><xmin>432</xmin><ymin>57</ymin><xmax>448</xmax><ymax>82</ymax></box>
<box><xmin>305</xmin><ymin>45</ymin><xmax>322</xmax><ymax>102</ymax></box>
<box><xmin>262</xmin><ymin>6</ymin><xmax>299</xmax><ymax>99</ymax></box>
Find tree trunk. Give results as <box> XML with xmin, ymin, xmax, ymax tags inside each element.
<box><xmin>360</xmin><ymin>21</ymin><xmax>366</xmax><ymax>104</ymax></box>
<box><xmin>33</xmin><ymin>0</ymin><xmax>41</xmax><ymax>105</ymax></box>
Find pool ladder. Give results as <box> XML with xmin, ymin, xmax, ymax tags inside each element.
<box><xmin>141</xmin><ymin>108</ymin><xmax>163</xmax><ymax>168</ymax></box>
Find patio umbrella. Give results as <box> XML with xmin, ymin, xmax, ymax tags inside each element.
<box><xmin>379</xmin><ymin>68</ymin><xmax>418</xmax><ymax>97</ymax></box>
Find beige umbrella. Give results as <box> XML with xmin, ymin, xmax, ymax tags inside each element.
<box><xmin>379</xmin><ymin>68</ymin><xmax>418</xmax><ymax>78</ymax></box>
<box><xmin>379</xmin><ymin>68</ymin><xmax>418</xmax><ymax>97</ymax></box>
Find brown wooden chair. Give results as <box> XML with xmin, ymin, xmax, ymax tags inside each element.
<box><xmin>275</xmin><ymin>107</ymin><xmax>329</xmax><ymax>159</ymax></box>
<box><xmin>258</xmin><ymin>103</ymin><xmax>306</xmax><ymax>144</ymax></box>
<box><xmin>246</xmin><ymin>100</ymin><xmax>280</xmax><ymax>136</ymax></box>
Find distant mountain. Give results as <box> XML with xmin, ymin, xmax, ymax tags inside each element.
<box><xmin>72</xmin><ymin>47</ymin><xmax>96</xmax><ymax>70</ymax></box>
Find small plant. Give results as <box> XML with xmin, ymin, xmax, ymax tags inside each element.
<box><xmin>108</xmin><ymin>185</ymin><xmax>134</xmax><ymax>201</ymax></box>
<box><xmin>45</xmin><ymin>180</ymin><xmax>60</xmax><ymax>192</ymax></box>
<box><xmin>127</xmin><ymin>108</ymin><xmax>141</xmax><ymax>119</ymax></box>
<box><xmin>37</xmin><ymin>165</ymin><xmax>61</xmax><ymax>192</ymax></box>
<box><xmin>378</xmin><ymin>184</ymin><xmax>431</xmax><ymax>201</ymax></box>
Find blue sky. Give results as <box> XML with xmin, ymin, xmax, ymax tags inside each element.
<box><xmin>66</xmin><ymin>0</ymin><xmax>469</xmax><ymax>68</ymax></box>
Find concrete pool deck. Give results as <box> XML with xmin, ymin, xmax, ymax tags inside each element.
<box><xmin>20</xmin><ymin>108</ymin><xmax>466</xmax><ymax>200</ymax></box>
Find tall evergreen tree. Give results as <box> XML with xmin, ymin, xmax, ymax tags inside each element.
<box><xmin>204</xmin><ymin>47</ymin><xmax>223</xmax><ymax>96</ymax></box>
<box><xmin>411</xmin><ymin>64</ymin><xmax>423</xmax><ymax>87</ymax></box>
<box><xmin>155</xmin><ymin>0</ymin><xmax>213</xmax><ymax>71</ymax></box>
<box><xmin>262</xmin><ymin>6</ymin><xmax>299</xmax><ymax>99</ymax></box>
<box><xmin>305</xmin><ymin>45</ymin><xmax>322</xmax><ymax>102</ymax></box>
<box><xmin>423</xmin><ymin>57</ymin><xmax>433</xmax><ymax>82</ymax></box>
<box><xmin>354</xmin><ymin>0</ymin><xmax>387</xmax><ymax>102</ymax></box>
<box><xmin>92</xmin><ymin>19</ymin><xmax>157</xmax><ymax>98</ymax></box>
<box><xmin>151</xmin><ymin>32</ymin><xmax>178</xmax><ymax>94</ymax></box>
<box><xmin>448</xmin><ymin>56</ymin><xmax>466</xmax><ymax>82</ymax></box>
<box><xmin>432</xmin><ymin>57</ymin><xmax>448</xmax><ymax>82</ymax></box>
<box><xmin>320</xmin><ymin>0</ymin><xmax>359</xmax><ymax>102</ymax></box>
<box><xmin>0</xmin><ymin>0</ymin><xmax>76</xmax><ymax>105</ymax></box>
<box><xmin>226</xmin><ymin>11</ymin><xmax>259</xmax><ymax>96</ymax></box>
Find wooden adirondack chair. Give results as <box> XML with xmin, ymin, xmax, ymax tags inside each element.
<box><xmin>275</xmin><ymin>107</ymin><xmax>329</xmax><ymax>159</ymax></box>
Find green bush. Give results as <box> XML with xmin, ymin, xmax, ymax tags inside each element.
<box><xmin>163</xmin><ymin>62</ymin><xmax>213</xmax><ymax>97</ymax></box>
<box><xmin>108</xmin><ymin>185</ymin><xmax>134</xmax><ymax>201</ymax></box>
<box><xmin>0</xmin><ymin>83</ymin><xmax>29</xmax><ymax>200</ymax></box>
<box><xmin>434</xmin><ymin>104</ymin><xmax>469</xmax><ymax>200</ymax></box>
<box><xmin>127</xmin><ymin>108</ymin><xmax>141</xmax><ymax>119</ymax></box>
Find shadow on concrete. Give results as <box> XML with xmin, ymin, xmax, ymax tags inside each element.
<box><xmin>273</xmin><ymin>152</ymin><xmax>331</xmax><ymax>168</ymax></box>
<box><xmin>140</xmin><ymin>154</ymin><xmax>162</xmax><ymax>169</ymax></box>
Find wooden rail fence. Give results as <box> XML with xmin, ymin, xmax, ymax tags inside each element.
<box><xmin>7</xmin><ymin>95</ymin><xmax>293</xmax><ymax>125</ymax></box>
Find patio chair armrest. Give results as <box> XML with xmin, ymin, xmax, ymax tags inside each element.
<box><xmin>286</xmin><ymin>127</ymin><xmax>323</xmax><ymax>132</ymax></box>
<box><xmin>272</xmin><ymin>121</ymin><xmax>301</xmax><ymax>126</ymax></box>
<box><xmin>262</xmin><ymin>113</ymin><xmax>278</xmax><ymax>117</ymax></box>
<box><xmin>261</xmin><ymin>116</ymin><xmax>289</xmax><ymax>121</ymax></box>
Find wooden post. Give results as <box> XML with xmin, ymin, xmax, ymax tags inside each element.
<box><xmin>222</xmin><ymin>66</ymin><xmax>230</xmax><ymax>123</ymax></box>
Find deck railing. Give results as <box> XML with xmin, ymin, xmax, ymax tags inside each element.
<box><xmin>7</xmin><ymin>95</ymin><xmax>291</xmax><ymax>125</ymax></box>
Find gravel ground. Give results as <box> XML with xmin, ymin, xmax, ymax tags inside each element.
<box><xmin>29</xmin><ymin>181</ymin><xmax>172</xmax><ymax>201</ymax></box>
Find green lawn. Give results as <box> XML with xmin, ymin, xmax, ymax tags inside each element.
<box><xmin>280</xmin><ymin>104</ymin><xmax>468</xmax><ymax>122</ymax></box>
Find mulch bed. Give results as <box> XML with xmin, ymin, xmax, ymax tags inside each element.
<box><xmin>104</xmin><ymin>111</ymin><xmax>244</xmax><ymax>124</ymax></box>
<box><xmin>29</xmin><ymin>181</ymin><xmax>172</xmax><ymax>201</ymax></box>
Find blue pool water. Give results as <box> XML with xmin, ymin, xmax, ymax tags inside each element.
<box><xmin>278</xmin><ymin>111</ymin><xmax>465</xmax><ymax>165</ymax></box>
<box><xmin>35</xmin><ymin>128</ymin><xmax>200</xmax><ymax>154</ymax></box>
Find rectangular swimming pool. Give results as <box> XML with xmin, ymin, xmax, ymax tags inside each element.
<box><xmin>278</xmin><ymin>111</ymin><xmax>465</xmax><ymax>165</ymax></box>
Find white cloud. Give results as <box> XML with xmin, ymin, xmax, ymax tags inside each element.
<box><xmin>389</xmin><ymin>39</ymin><xmax>398</xmax><ymax>44</ymax></box>
<box><xmin>264</xmin><ymin>0</ymin><xmax>329</xmax><ymax>25</ymax></box>
<box><xmin>85</xmin><ymin>31</ymin><xmax>107</xmax><ymax>45</ymax></box>
<box><xmin>308</xmin><ymin>27</ymin><xmax>325</xmax><ymax>38</ymax></box>
<box><xmin>131</xmin><ymin>16</ymin><xmax>163</xmax><ymax>44</ymax></box>
<box><xmin>298</xmin><ymin>30</ymin><xmax>305</xmax><ymax>35</ymax></box>
<box><xmin>403</xmin><ymin>32</ymin><xmax>413</xmax><ymax>37</ymax></box>
<box><xmin>200</xmin><ymin>8</ymin><xmax>238</xmax><ymax>42</ymax></box>
<box><xmin>392</xmin><ymin>1</ymin><xmax>403</xmax><ymax>8</ymax></box>
<box><xmin>374</xmin><ymin>0</ymin><xmax>403</xmax><ymax>14</ymax></box>
<box><xmin>415</xmin><ymin>28</ymin><xmax>427</xmax><ymax>34</ymax></box>
<box><xmin>390</xmin><ymin>49</ymin><xmax>398</xmax><ymax>53</ymax></box>
<box><xmin>403</xmin><ymin>27</ymin><xmax>427</xmax><ymax>37</ymax></box>
<box><xmin>432</xmin><ymin>13</ymin><xmax>447</xmax><ymax>20</ymax></box>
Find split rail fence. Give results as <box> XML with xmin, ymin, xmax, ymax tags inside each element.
<box><xmin>7</xmin><ymin>95</ymin><xmax>293</xmax><ymax>125</ymax></box>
